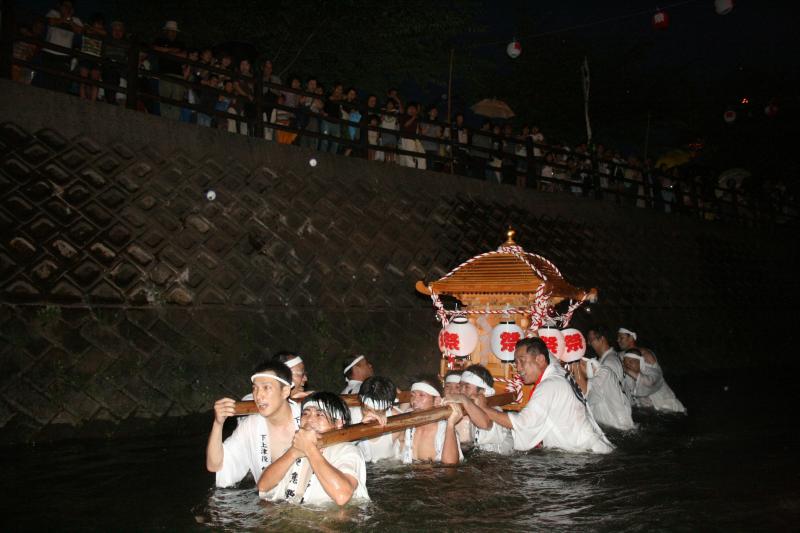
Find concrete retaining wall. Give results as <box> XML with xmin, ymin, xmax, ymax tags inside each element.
<box><xmin>0</xmin><ymin>80</ymin><xmax>796</xmax><ymax>442</ymax></box>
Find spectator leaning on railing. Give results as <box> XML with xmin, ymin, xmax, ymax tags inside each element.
<box><xmin>151</xmin><ymin>20</ymin><xmax>186</xmax><ymax>121</ymax></box>
<box><xmin>9</xmin><ymin>9</ymin><xmax>796</xmax><ymax>224</ymax></box>
<box><xmin>34</xmin><ymin>0</ymin><xmax>83</xmax><ymax>93</ymax></box>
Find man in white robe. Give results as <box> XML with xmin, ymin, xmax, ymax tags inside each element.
<box><xmin>340</xmin><ymin>354</ymin><xmax>374</xmax><ymax>394</ymax></box>
<box><xmin>585</xmin><ymin>326</ymin><xmax>635</xmax><ymax>430</ymax></box>
<box><xmin>618</xmin><ymin>327</ymin><xmax>686</xmax><ymax>413</ymax></box>
<box><xmin>446</xmin><ymin>365</ymin><xmax>513</xmax><ymax>455</ymax></box>
<box><xmin>258</xmin><ymin>392</ymin><xmax>369</xmax><ymax>505</ymax></box>
<box><xmin>444</xmin><ymin>370</ymin><xmax>472</xmax><ymax>445</ymax></box>
<box><xmin>484</xmin><ymin>337</ymin><xmax>614</xmax><ymax>454</ymax></box>
<box><xmin>622</xmin><ymin>349</ymin><xmax>686</xmax><ymax>413</ymax></box>
<box><xmin>206</xmin><ymin>361</ymin><xmax>301</xmax><ymax>487</ymax></box>
<box><xmin>348</xmin><ymin>376</ymin><xmax>403</xmax><ymax>462</ymax></box>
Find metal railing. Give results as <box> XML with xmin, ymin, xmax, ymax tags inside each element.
<box><xmin>1</xmin><ymin>3</ymin><xmax>796</xmax><ymax>226</ymax></box>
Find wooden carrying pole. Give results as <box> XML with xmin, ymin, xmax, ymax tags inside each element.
<box><xmin>320</xmin><ymin>392</ymin><xmax>515</xmax><ymax>448</ymax></box>
<box><xmin>234</xmin><ymin>391</ymin><xmax>412</xmax><ymax>416</ymax></box>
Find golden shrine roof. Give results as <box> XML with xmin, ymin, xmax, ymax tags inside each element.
<box><xmin>415</xmin><ymin>229</ymin><xmax>596</xmax><ymax>302</ymax></box>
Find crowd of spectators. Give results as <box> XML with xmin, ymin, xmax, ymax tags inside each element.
<box><xmin>10</xmin><ymin>2</ymin><xmax>797</xmax><ymax>223</ymax></box>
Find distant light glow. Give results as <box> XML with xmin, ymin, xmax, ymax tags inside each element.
<box><xmin>740</xmin><ymin>97</ymin><xmax>749</xmax><ymax>104</ymax></box>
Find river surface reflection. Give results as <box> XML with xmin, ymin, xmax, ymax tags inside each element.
<box><xmin>2</xmin><ymin>373</ymin><xmax>799</xmax><ymax>531</ymax></box>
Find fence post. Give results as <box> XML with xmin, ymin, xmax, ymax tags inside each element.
<box><xmin>526</xmin><ymin>135</ymin><xmax>535</xmax><ymax>189</ymax></box>
<box><xmin>591</xmin><ymin>145</ymin><xmax>601</xmax><ymax>200</ymax></box>
<box><xmin>359</xmin><ymin>114</ymin><xmax>368</xmax><ymax>160</ymax></box>
<box><xmin>253</xmin><ymin>58</ymin><xmax>264</xmax><ymax>139</ymax></box>
<box><xmin>0</xmin><ymin>0</ymin><xmax>15</xmax><ymax>80</ymax></box>
<box><xmin>125</xmin><ymin>39</ymin><xmax>139</xmax><ymax>110</ymax></box>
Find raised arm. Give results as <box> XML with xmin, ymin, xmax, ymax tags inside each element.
<box><xmin>256</xmin><ymin>446</ymin><xmax>302</xmax><ymax>493</ymax></box>
<box><xmin>206</xmin><ymin>397</ymin><xmax>235</xmax><ymax>472</ymax></box>
<box><xmin>482</xmin><ymin>406</ymin><xmax>513</xmax><ymax>429</ymax></box>
<box><xmin>295</xmin><ymin>429</ymin><xmax>356</xmax><ymax>506</ymax></box>
<box><xmin>447</xmin><ymin>394</ymin><xmax>492</xmax><ymax>430</ymax></box>
<box><xmin>440</xmin><ymin>404</ymin><xmax>463</xmax><ymax>465</ymax></box>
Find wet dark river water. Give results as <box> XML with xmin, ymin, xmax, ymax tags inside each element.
<box><xmin>2</xmin><ymin>372</ymin><xmax>799</xmax><ymax>531</ymax></box>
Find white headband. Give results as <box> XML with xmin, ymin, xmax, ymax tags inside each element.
<box><xmin>410</xmin><ymin>382</ymin><xmax>441</xmax><ymax>397</ymax></box>
<box><xmin>582</xmin><ymin>357</ymin><xmax>600</xmax><ymax>379</ymax></box>
<box><xmin>285</xmin><ymin>356</ymin><xmax>303</xmax><ymax>368</ymax></box>
<box><xmin>361</xmin><ymin>397</ymin><xmax>392</xmax><ymax>411</ymax></box>
<box><xmin>459</xmin><ymin>371</ymin><xmax>495</xmax><ymax>397</ymax></box>
<box><xmin>301</xmin><ymin>399</ymin><xmax>325</xmax><ymax>412</ymax></box>
<box><xmin>343</xmin><ymin>355</ymin><xmax>365</xmax><ymax>376</ymax></box>
<box><xmin>622</xmin><ymin>352</ymin><xmax>644</xmax><ymax>362</ymax></box>
<box><xmin>251</xmin><ymin>372</ymin><xmax>293</xmax><ymax>388</ymax></box>
<box><xmin>618</xmin><ymin>328</ymin><xmax>637</xmax><ymax>340</ymax></box>
<box><xmin>444</xmin><ymin>374</ymin><xmax>462</xmax><ymax>384</ymax></box>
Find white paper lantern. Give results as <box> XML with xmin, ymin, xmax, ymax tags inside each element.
<box><xmin>723</xmin><ymin>110</ymin><xmax>736</xmax><ymax>123</ymax></box>
<box><xmin>442</xmin><ymin>317</ymin><xmax>479</xmax><ymax>357</ymax></box>
<box><xmin>560</xmin><ymin>328</ymin><xmax>586</xmax><ymax>363</ymax></box>
<box><xmin>714</xmin><ymin>0</ymin><xmax>734</xmax><ymax>15</ymax></box>
<box><xmin>537</xmin><ymin>327</ymin><xmax>565</xmax><ymax>360</ymax></box>
<box><xmin>652</xmin><ymin>10</ymin><xmax>670</xmax><ymax>30</ymax></box>
<box><xmin>506</xmin><ymin>40</ymin><xmax>522</xmax><ymax>59</ymax></box>
<box><xmin>764</xmin><ymin>103</ymin><xmax>778</xmax><ymax>118</ymax></box>
<box><xmin>490</xmin><ymin>320</ymin><xmax>524</xmax><ymax>362</ymax></box>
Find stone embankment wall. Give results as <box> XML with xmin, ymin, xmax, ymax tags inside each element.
<box><xmin>0</xmin><ymin>80</ymin><xmax>796</xmax><ymax>443</ymax></box>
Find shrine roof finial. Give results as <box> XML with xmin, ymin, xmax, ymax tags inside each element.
<box><xmin>503</xmin><ymin>227</ymin><xmax>516</xmax><ymax>246</ymax></box>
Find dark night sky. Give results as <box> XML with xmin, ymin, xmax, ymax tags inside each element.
<box><xmin>19</xmin><ymin>0</ymin><xmax>800</xmax><ymax>179</ymax></box>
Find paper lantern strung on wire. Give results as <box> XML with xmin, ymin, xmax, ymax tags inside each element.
<box><xmin>714</xmin><ymin>0</ymin><xmax>734</xmax><ymax>15</ymax></box>
<box><xmin>537</xmin><ymin>327</ymin><xmax>565</xmax><ymax>360</ymax></box>
<box><xmin>490</xmin><ymin>320</ymin><xmax>524</xmax><ymax>362</ymax></box>
<box><xmin>507</xmin><ymin>40</ymin><xmax>522</xmax><ymax>59</ymax></box>
<box><xmin>441</xmin><ymin>316</ymin><xmax>479</xmax><ymax>357</ymax></box>
<box><xmin>559</xmin><ymin>328</ymin><xmax>586</xmax><ymax>363</ymax></box>
<box><xmin>764</xmin><ymin>102</ymin><xmax>778</xmax><ymax>118</ymax></box>
<box><xmin>723</xmin><ymin>110</ymin><xmax>737</xmax><ymax>123</ymax></box>
<box><xmin>652</xmin><ymin>10</ymin><xmax>670</xmax><ymax>30</ymax></box>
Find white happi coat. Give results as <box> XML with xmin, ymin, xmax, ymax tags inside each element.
<box><xmin>216</xmin><ymin>401</ymin><xmax>302</xmax><ymax>487</ymax></box>
<box><xmin>509</xmin><ymin>364</ymin><xmax>614</xmax><ymax>454</ymax></box>
<box><xmin>402</xmin><ymin>420</ymin><xmax>464</xmax><ymax>463</ymax></box>
<box><xmin>473</xmin><ymin>407</ymin><xmax>514</xmax><ymax>455</ymax></box>
<box><xmin>587</xmin><ymin>349</ymin><xmax>635</xmax><ymax>430</ymax></box>
<box><xmin>623</xmin><ymin>356</ymin><xmax>686</xmax><ymax>413</ymax></box>
<box><xmin>349</xmin><ymin>406</ymin><xmax>401</xmax><ymax>462</ymax></box>
<box><xmin>260</xmin><ymin>442</ymin><xmax>370</xmax><ymax>505</ymax></box>
<box><xmin>341</xmin><ymin>380</ymin><xmax>363</xmax><ymax>395</ymax></box>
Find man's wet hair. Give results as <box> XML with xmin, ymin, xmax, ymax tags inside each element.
<box><xmin>302</xmin><ymin>392</ymin><xmax>351</xmax><ymax>425</ymax></box>
<box><xmin>413</xmin><ymin>374</ymin><xmax>443</xmax><ymax>396</ymax></box>
<box><xmin>358</xmin><ymin>376</ymin><xmax>396</xmax><ymax>404</ymax></box>
<box><xmin>464</xmin><ymin>364</ymin><xmax>494</xmax><ymax>388</ymax></box>
<box><xmin>342</xmin><ymin>355</ymin><xmax>366</xmax><ymax>379</ymax></box>
<box><xmin>515</xmin><ymin>337</ymin><xmax>549</xmax><ymax>358</ymax></box>
<box><xmin>589</xmin><ymin>325</ymin><xmax>612</xmax><ymax>343</ymax></box>
<box><xmin>252</xmin><ymin>360</ymin><xmax>292</xmax><ymax>387</ymax></box>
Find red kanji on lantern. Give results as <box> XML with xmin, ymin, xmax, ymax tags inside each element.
<box><xmin>541</xmin><ymin>336</ymin><xmax>559</xmax><ymax>355</ymax></box>
<box><xmin>500</xmin><ymin>331</ymin><xmax>521</xmax><ymax>352</ymax></box>
<box><xmin>442</xmin><ymin>332</ymin><xmax>460</xmax><ymax>351</ymax></box>
<box><xmin>564</xmin><ymin>333</ymin><xmax>584</xmax><ymax>352</ymax></box>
